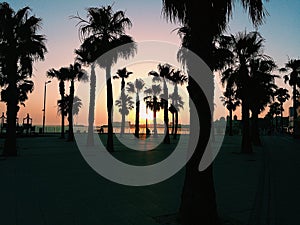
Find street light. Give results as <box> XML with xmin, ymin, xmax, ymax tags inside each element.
<box><xmin>42</xmin><ymin>80</ymin><xmax>51</xmax><ymax>134</ymax></box>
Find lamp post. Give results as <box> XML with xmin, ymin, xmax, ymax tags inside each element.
<box><xmin>42</xmin><ymin>80</ymin><xmax>51</xmax><ymax>133</ymax></box>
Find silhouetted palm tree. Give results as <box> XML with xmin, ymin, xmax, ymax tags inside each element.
<box><xmin>73</xmin><ymin>5</ymin><xmax>136</xmax><ymax>151</ymax></box>
<box><xmin>220</xmin><ymin>31</ymin><xmax>267</xmax><ymax>152</ymax></box>
<box><xmin>127</xmin><ymin>79</ymin><xmax>145</xmax><ymax>138</ymax></box>
<box><xmin>269</xmin><ymin>102</ymin><xmax>281</xmax><ymax>132</ymax></box>
<box><xmin>161</xmin><ymin>0</ymin><xmax>268</xmax><ymax>223</ymax></box>
<box><xmin>149</xmin><ymin>63</ymin><xmax>174</xmax><ymax>143</ymax></box>
<box><xmin>76</xmin><ymin>41</ymin><xmax>97</xmax><ymax>146</ymax></box>
<box><xmin>220</xmin><ymin>86</ymin><xmax>240</xmax><ymax>136</ymax></box>
<box><xmin>64</xmin><ymin>63</ymin><xmax>87</xmax><ymax>141</ymax></box>
<box><xmin>0</xmin><ymin>3</ymin><xmax>47</xmax><ymax>156</ymax></box>
<box><xmin>47</xmin><ymin>67</ymin><xmax>68</xmax><ymax>139</ymax></box>
<box><xmin>168</xmin><ymin>104</ymin><xmax>176</xmax><ymax>135</ymax></box>
<box><xmin>280</xmin><ymin>59</ymin><xmax>300</xmax><ymax>138</ymax></box>
<box><xmin>58</xmin><ymin>95</ymin><xmax>82</xmax><ymax>117</ymax></box>
<box><xmin>276</xmin><ymin>88</ymin><xmax>290</xmax><ymax>132</ymax></box>
<box><xmin>168</xmin><ymin>70</ymin><xmax>187</xmax><ymax>139</ymax></box>
<box><xmin>115</xmin><ymin>94</ymin><xmax>134</xmax><ymax>133</ymax></box>
<box><xmin>169</xmin><ymin>93</ymin><xmax>184</xmax><ymax>139</ymax></box>
<box><xmin>113</xmin><ymin>67</ymin><xmax>132</xmax><ymax>136</ymax></box>
<box><xmin>144</xmin><ymin>84</ymin><xmax>163</xmax><ymax>137</ymax></box>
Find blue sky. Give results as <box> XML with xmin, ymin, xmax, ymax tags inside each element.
<box><xmin>3</xmin><ymin>0</ymin><xmax>300</xmax><ymax>125</ymax></box>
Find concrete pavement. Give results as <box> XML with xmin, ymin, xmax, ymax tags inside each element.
<box><xmin>0</xmin><ymin>134</ymin><xmax>299</xmax><ymax>225</ymax></box>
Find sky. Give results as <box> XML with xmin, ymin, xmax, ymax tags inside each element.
<box><xmin>3</xmin><ymin>0</ymin><xmax>300</xmax><ymax>127</ymax></box>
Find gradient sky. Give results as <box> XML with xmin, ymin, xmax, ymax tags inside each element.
<box><xmin>3</xmin><ymin>0</ymin><xmax>300</xmax><ymax>126</ymax></box>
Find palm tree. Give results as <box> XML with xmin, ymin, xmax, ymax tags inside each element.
<box><xmin>220</xmin><ymin>86</ymin><xmax>240</xmax><ymax>136</ymax></box>
<box><xmin>220</xmin><ymin>31</ymin><xmax>267</xmax><ymax>152</ymax></box>
<box><xmin>144</xmin><ymin>84</ymin><xmax>163</xmax><ymax>137</ymax></box>
<box><xmin>57</xmin><ymin>95</ymin><xmax>82</xmax><ymax>118</ymax></box>
<box><xmin>280</xmin><ymin>59</ymin><xmax>300</xmax><ymax>138</ymax></box>
<box><xmin>73</xmin><ymin>5</ymin><xmax>136</xmax><ymax>151</ymax></box>
<box><xmin>161</xmin><ymin>1</ymin><xmax>268</xmax><ymax>223</ymax></box>
<box><xmin>169</xmin><ymin>69</ymin><xmax>187</xmax><ymax>139</ymax></box>
<box><xmin>113</xmin><ymin>67</ymin><xmax>133</xmax><ymax>136</ymax></box>
<box><xmin>269</xmin><ymin>102</ymin><xmax>281</xmax><ymax>132</ymax></box>
<box><xmin>75</xmin><ymin>40</ymin><xmax>98</xmax><ymax>146</ymax></box>
<box><xmin>0</xmin><ymin>3</ymin><xmax>47</xmax><ymax>156</ymax></box>
<box><xmin>115</xmin><ymin>94</ymin><xmax>134</xmax><ymax>132</ymax></box>
<box><xmin>276</xmin><ymin>88</ymin><xmax>290</xmax><ymax>132</ymax></box>
<box><xmin>127</xmin><ymin>79</ymin><xmax>145</xmax><ymax>138</ymax></box>
<box><xmin>248</xmin><ymin>59</ymin><xmax>278</xmax><ymax>145</ymax></box>
<box><xmin>47</xmin><ymin>67</ymin><xmax>68</xmax><ymax>139</ymax></box>
<box><xmin>149</xmin><ymin>64</ymin><xmax>174</xmax><ymax>143</ymax></box>
<box><xmin>169</xmin><ymin>93</ymin><xmax>184</xmax><ymax>139</ymax></box>
<box><xmin>168</xmin><ymin>104</ymin><xmax>176</xmax><ymax>135</ymax></box>
<box><xmin>64</xmin><ymin>63</ymin><xmax>87</xmax><ymax>141</ymax></box>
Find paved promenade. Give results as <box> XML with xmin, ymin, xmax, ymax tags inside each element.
<box><xmin>0</xmin><ymin>135</ymin><xmax>299</xmax><ymax>225</ymax></box>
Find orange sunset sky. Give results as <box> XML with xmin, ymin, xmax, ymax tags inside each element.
<box><xmin>2</xmin><ymin>0</ymin><xmax>300</xmax><ymax>127</ymax></box>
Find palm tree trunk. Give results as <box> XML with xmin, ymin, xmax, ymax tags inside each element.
<box><xmin>106</xmin><ymin>66</ymin><xmax>114</xmax><ymax>152</ymax></box>
<box><xmin>229</xmin><ymin>109</ymin><xmax>233</xmax><ymax>136</ymax></box>
<box><xmin>171</xmin><ymin>112</ymin><xmax>175</xmax><ymax>135</ymax></box>
<box><xmin>59</xmin><ymin>80</ymin><xmax>65</xmax><ymax>139</ymax></box>
<box><xmin>120</xmin><ymin>91</ymin><xmax>126</xmax><ymax>136</ymax></box>
<box><xmin>120</xmin><ymin>78</ymin><xmax>126</xmax><ymax>136</ymax></box>
<box><xmin>163</xmin><ymin>81</ymin><xmax>170</xmax><ymax>144</ymax></box>
<box><xmin>174</xmin><ymin>110</ymin><xmax>178</xmax><ymax>139</ymax></box>
<box><xmin>251</xmin><ymin>108</ymin><xmax>261</xmax><ymax>146</ymax></box>
<box><xmin>178</xmin><ymin>18</ymin><xmax>220</xmax><ymax>224</ymax></box>
<box><xmin>87</xmin><ymin>64</ymin><xmax>96</xmax><ymax>146</ymax></box>
<box><xmin>180</xmin><ymin>78</ymin><xmax>219</xmax><ymax>225</ymax></box>
<box><xmin>280</xmin><ymin>102</ymin><xmax>284</xmax><ymax>133</ymax></box>
<box><xmin>293</xmin><ymin>84</ymin><xmax>298</xmax><ymax>138</ymax></box>
<box><xmin>3</xmin><ymin>82</ymin><xmax>18</xmax><ymax>156</ymax></box>
<box><xmin>241</xmin><ymin>97</ymin><xmax>252</xmax><ymax>153</ymax></box>
<box><xmin>275</xmin><ymin>115</ymin><xmax>278</xmax><ymax>131</ymax></box>
<box><xmin>134</xmin><ymin>93</ymin><xmax>140</xmax><ymax>138</ymax></box>
<box><xmin>61</xmin><ymin>95</ymin><xmax>65</xmax><ymax>139</ymax></box>
<box><xmin>67</xmin><ymin>80</ymin><xmax>75</xmax><ymax>141</ymax></box>
<box><xmin>153</xmin><ymin>107</ymin><xmax>157</xmax><ymax>137</ymax></box>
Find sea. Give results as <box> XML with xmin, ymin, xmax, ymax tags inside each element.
<box><xmin>34</xmin><ymin>125</ymin><xmax>190</xmax><ymax>135</ymax></box>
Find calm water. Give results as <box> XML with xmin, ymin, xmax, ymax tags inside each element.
<box><xmin>35</xmin><ymin>125</ymin><xmax>190</xmax><ymax>135</ymax></box>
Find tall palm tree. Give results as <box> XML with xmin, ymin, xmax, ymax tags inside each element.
<box><xmin>47</xmin><ymin>67</ymin><xmax>68</xmax><ymax>139</ymax></box>
<box><xmin>115</xmin><ymin>94</ymin><xmax>134</xmax><ymax>133</ymax></box>
<box><xmin>168</xmin><ymin>104</ymin><xmax>176</xmax><ymax>135</ymax></box>
<box><xmin>161</xmin><ymin>1</ymin><xmax>268</xmax><ymax>223</ymax></box>
<box><xmin>144</xmin><ymin>84</ymin><xmax>163</xmax><ymax>137</ymax></box>
<box><xmin>276</xmin><ymin>88</ymin><xmax>290</xmax><ymax>132</ymax></box>
<box><xmin>113</xmin><ymin>67</ymin><xmax>132</xmax><ymax>136</ymax></box>
<box><xmin>73</xmin><ymin>5</ymin><xmax>136</xmax><ymax>151</ymax></box>
<box><xmin>280</xmin><ymin>59</ymin><xmax>300</xmax><ymax>138</ymax></box>
<box><xmin>0</xmin><ymin>3</ymin><xmax>47</xmax><ymax>156</ymax></box>
<box><xmin>220</xmin><ymin>86</ymin><xmax>240</xmax><ymax>136</ymax></box>
<box><xmin>127</xmin><ymin>78</ymin><xmax>145</xmax><ymax>138</ymax></box>
<box><xmin>64</xmin><ymin>63</ymin><xmax>87</xmax><ymax>141</ymax></box>
<box><xmin>149</xmin><ymin>63</ymin><xmax>173</xmax><ymax>143</ymax></box>
<box><xmin>169</xmin><ymin>93</ymin><xmax>184</xmax><ymax>139</ymax></box>
<box><xmin>169</xmin><ymin>69</ymin><xmax>187</xmax><ymax>139</ymax></box>
<box><xmin>75</xmin><ymin>40</ymin><xmax>98</xmax><ymax>146</ymax></box>
<box><xmin>220</xmin><ymin>31</ymin><xmax>267</xmax><ymax>152</ymax></box>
